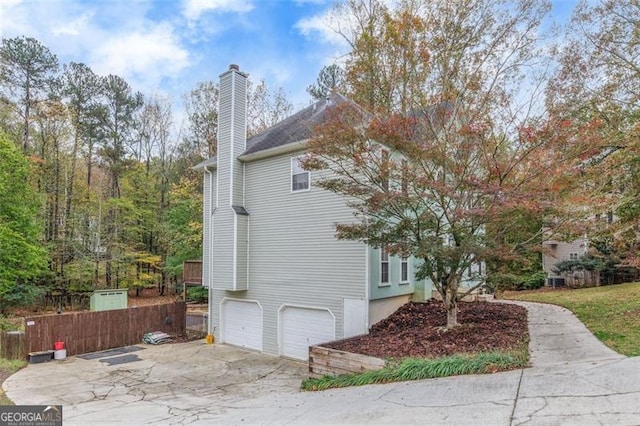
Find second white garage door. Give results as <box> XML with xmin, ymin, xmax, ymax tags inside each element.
<box><xmin>221</xmin><ymin>300</ymin><xmax>262</xmax><ymax>351</ymax></box>
<box><xmin>280</xmin><ymin>306</ymin><xmax>335</xmax><ymax>360</ymax></box>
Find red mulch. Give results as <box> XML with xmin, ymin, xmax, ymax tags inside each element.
<box><xmin>325</xmin><ymin>300</ymin><xmax>528</xmax><ymax>359</ymax></box>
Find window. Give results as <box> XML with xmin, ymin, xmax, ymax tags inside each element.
<box><xmin>380</xmin><ymin>246</ymin><xmax>389</xmax><ymax>284</ymax></box>
<box><xmin>401</xmin><ymin>257</ymin><xmax>409</xmax><ymax>282</ymax></box>
<box><xmin>569</xmin><ymin>252</ymin><xmax>578</xmax><ymax>261</ymax></box>
<box><xmin>291</xmin><ymin>157</ymin><xmax>310</xmax><ymax>192</ymax></box>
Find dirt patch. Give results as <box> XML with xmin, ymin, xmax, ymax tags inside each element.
<box><xmin>127</xmin><ymin>288</ymin><xmax>179</xmax><ymax>307</ymax></box>
<box><xmin>324</xmin><ymin>301</ymin><xmax>528</xmax><ymax>359</ymax></box>
<box><xmin>623</xmin><ymin>308</ymin><xmax>640</xmax><ymax>319</ymax></box>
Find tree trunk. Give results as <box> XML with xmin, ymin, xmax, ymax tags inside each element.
<box><xmin>444</xmin><ymin>276</ymin><xmax>460</xmax><ymax>328</ymax></box>
<box><xmin>23</xmin><ymin>78</ymin><xmax>31</xmax><ymax>154</ymax></box>
<box><xmin>105</xmin><ymin>259</ymin><xmax>112</xmax><ymax>288</ymax></box>
<box><xmin>444</xmin><ymin>290</ymin><xmax>458</xmax><ymax>328</ymax></box>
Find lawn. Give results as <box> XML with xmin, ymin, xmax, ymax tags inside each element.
<box><xmin>0</xmin><ymin>316</ymin><xmax>27</xmax><ymax>405</ymax></box>
<box><xmin>503</xmin><ymin>282</ymin><xmax>640</xmax><ymax>357</ymax></box>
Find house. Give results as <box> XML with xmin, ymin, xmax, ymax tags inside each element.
<box><xmin>542</xmin><ymin>237</ymin><xmax>589</xmax><ymax>286</ymax></box>
<box><xmin>194</xmin><ymin>65</ymin><xmax>435</xmax><ymax>361</ymax></box>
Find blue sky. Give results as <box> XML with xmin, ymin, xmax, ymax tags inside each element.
<box><xmin>0</xmin><ymin>0</ymin><xmax>578</xmax><ymax>130</ymax></box>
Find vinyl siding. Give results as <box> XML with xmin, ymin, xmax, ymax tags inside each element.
<box><xmin>235</xmin><ymin>214</ymin><xmax>248</xmax><ymax>289</ymax></box>
<box><xmin>202</xmin><ymin>171</ymin><xmax>212</xmax><ymax>288</ymax></box>
<box><xmin>368</xmin><ymin>247</ymin><xmax>415</xmax><ymax>300</ymax></box>
<box><xmin>210</xmin><ymin>152</ymin><xmax>367</xmax><ymax>356</ymax></box>
<box><xmin>543</xmin><ymin>238</ymin><xmax>588</xmax><ymax>278</ymax></box>
<box><xmin>213</xmin><ymin>68</ymin><xmax>247</xmax><ymax>291</ymax></box>
<box><xmin>231</xmin><ymin>76</ymin><xmax>246</xmax><ymax>206</ymax></box>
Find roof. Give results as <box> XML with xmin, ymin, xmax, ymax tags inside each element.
<box><xmin>243</xmin><ymin>92</ymin><xmax>350</xmax><ymax>156</ymax></box>
<box><xmin>193</xmin><ymin>92</ymin><xmax>370</xmax><ymax>169</ymax></box>
<box><xmin>193</xmin><ymin>155</ymin><xmax>217</xmax><ymax>170</ymax></box>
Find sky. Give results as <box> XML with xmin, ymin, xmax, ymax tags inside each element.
<box><xmin>0</xmin><ymin>0</ymin><xmax>578</xmax><ymax>132</ymax></box>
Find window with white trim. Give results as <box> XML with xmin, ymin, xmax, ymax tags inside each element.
<box><xmin>291</xmin><ymin>157</ymin><xmax>310</xmax><ymax>192</ymax></box>
<box><xmin>380</xmin><ymin>246</ymin><xmax>389</xmax><ymax>284</ymax></box>
<box><xmin>569</xmin><ymin>252</ymin><xmax>578</xmax><ymax>261</ymax></box>
<box><xmin>401</xmin><ymin>256</ymin><xmax>409</xmax><ymax>282</ymax></box>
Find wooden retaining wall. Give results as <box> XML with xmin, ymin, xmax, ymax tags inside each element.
<box><xmin>22</xmin><ymin>302</ymin><xmax>185</xmax><ymax>358</ymax></box>
<box><xmin>309</xmin><ymin>346</ymin><xmax>386</xmax><ymax>378</ymax></box>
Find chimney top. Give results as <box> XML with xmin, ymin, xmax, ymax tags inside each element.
<box><xmin>229</xmin><ymin>64</ymin><xmax>239</xmax><ymax>71</ymax></box>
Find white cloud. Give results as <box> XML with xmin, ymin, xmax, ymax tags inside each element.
<box><xmin>294</xmin><ymin>0</ymin><xmax>329</xmax><ymax>5</ymax></box>
<box><xmin>90</xmin><ymin>23</ymin><xmax>190</xmax><ymax>92</ymax></box>
<box><xmin>51</xmin><ymin>11</ymin><xmax>95</xmax><ymax>36</ymax></box>
<box><xmin>182</xmin><ymin>0</ymin><xmax>254</xmax><ymax>21</ymax></box>
<box><xmin>295</xmin><ymin>7</ymin><xmax>348</xmax><ymax>47</ymax></box>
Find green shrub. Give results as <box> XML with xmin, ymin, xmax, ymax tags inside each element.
<box><xmin>521</xmin><ymin>271</ymin><xmax>546</xmax><ymax>290</ymax></box>
<box><xmin>187</xmin><ymin>286</ymin><xmax>208</xmax><ymax>303</ymax></box>
<box><xmin>487</xmin><ymin>273</ymin><xmax>522</xmax><ymax>291</ymax></box>
<box><xmin>0</xmin><ymin>316</ymin><xmax>23</xmax><ymax>332</ymax></box>
<box><xmin>487</xmin><ymin>270</ymin><xmax>546</xmax><ymax>291</ymax></box>
<box><xmin>302</xmin><ymin>348</ymin><xmax>529</xmax><ymax>391</ymax></box>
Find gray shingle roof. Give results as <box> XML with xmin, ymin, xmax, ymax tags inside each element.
<box><xmin>243</xmin><ymin>92</ymin><xmax>349</xmax><ymax>156</ymax></box>
<box><xmin>193</xmin><ymin>92</ymin><xmax>361</xmax><ymax>169</ymax></box>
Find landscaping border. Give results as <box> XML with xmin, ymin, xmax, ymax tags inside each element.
<box><xmin>309</xmin><ymin>345</ymin><xmax>386</xmax><ymax>378</ymax></box>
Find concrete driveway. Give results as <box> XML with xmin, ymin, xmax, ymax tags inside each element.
<box><xmin>5</xmin><ymin>301</ymin><xmax>640</xmax><ymax>425</ymax></box>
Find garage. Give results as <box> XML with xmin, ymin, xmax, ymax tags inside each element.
<box><xmin>221</xmin><ymin>299</ymin><xmax>263</xmax><ymax>351</ymax></box>
<box><xmin>280</xmin><ymin>306</ymin><xmax>335</xmax><ymax>360</ymax></box>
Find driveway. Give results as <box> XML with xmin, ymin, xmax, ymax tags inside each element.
<box><xmin>5</xmin><ymin>301</ymin><xmax>640</xmax><ymax>425</ymax></box>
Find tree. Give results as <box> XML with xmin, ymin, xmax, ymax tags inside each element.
<box><xmin>164</xmin><ymin>175</ymin><xmax>203</xmax><ymax>281</ymax></box>
<box><xmin>247</xmin><ymin>79</ymin><xmax>293</xmax><ymax>136</ymax></box>
<box><xmin>31</xmin><ymin>99</ymin><xmax>72</xmax><ymax>276</ymax></box>
<box><xmin>549</xmin><ymin>0</ymin><xmax>640</xmax><ymax>264</ymax></box>
<box><xmin>183</xmin><ymin>81</ymin><xmax>218</xmax><ymax>157</ymax></box>
<box><xmin>0</xmin><ymin>36</ymin><xmax>59</xmax><ymax>153</ymax></box>
<box><xmin>307</xmin><ymin>64</ymin><xmax>346</xmax><ymax>100</ymax></box>
<box><xmin>99</xmin><ymin>74</ymin><xmax>143</xmax><ymax>287</ymax></box>
<box><xmin>135</xmin><ymin>95</ymin><xmax>173</xmax><ymax>174</ymax></box>
<box><xmin>331</xmin><ymin>0</ymin><xmax>430</xmax><ymax>114</ymax></box>
<box><xmin>59</xmin><ymin>62</ymin><xmax>104</xmax><ymax>191</ymax></box>
<box><xmin>0</xmin><ymin>132</ymin><xmax>48</xmax><ymax>312</ymax></box>
<box><xmin>305</xmin><ymin>0</ymin><xmax>595</xmax><ymax>328</ymax></box>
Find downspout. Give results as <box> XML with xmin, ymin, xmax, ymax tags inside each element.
<box><xmin>364</xmin><ymin>245</ymin><xmax>370</xmax><ymax>328</ymax></box>
<box><xmin>204</xmin><ymin>165</ymin><xmax>215</xmax><ymax>341</ymax></box>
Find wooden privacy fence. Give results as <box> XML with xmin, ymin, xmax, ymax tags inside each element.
<box><xmin>0</xmin><ymin>331</ymin><xmax>25</xmax><ymax>360</ymax></box>
<box><xmin>23</xmin><ymin>302</ymin><xmax>186</xmax><ymax>358</ymax></box>
<box><xmin>186</xmin><ymin>311</ymin><xmax>208</xmax><ymax>334</ymax></box>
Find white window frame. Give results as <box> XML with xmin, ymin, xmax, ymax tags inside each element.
<box><xmin>400</xmin><ymin>256</ymin><xmax>409</xmax><ymax>283</ymax></box>
<box><xmin>380</xmin><ymin>246</ymin><xmax>390</xmax><ymax>286</ymax></box>
<box><xmin>291</xmin><ymin>157</ymin><xmax>310</xmax><ymax>193</ymax></box>
<box><xmin>569</xmin><ymin>252</ymin><xmax>578</xmax><ymax>261</ymax></box>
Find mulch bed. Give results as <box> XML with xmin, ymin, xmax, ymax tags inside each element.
<box><xmin>325</xmin><ymin>300</ymin><xmax>528</xmax><ymax>359</ymax></box>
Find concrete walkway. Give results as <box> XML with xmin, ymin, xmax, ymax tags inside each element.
<box><xmin>5</xmin><ymin>301</ymin><xmax>640</xmax><ymax>425</ymax></box>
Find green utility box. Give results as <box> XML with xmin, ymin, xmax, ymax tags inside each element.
<box><xmin>90</xmin><ymin>289</ymin><xmax>128</xmax><ymax>311</ymax></box>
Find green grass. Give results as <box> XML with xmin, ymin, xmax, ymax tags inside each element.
<box><xmin>302</xmin><ymin>346</ymin><xmax>529</xmax><ymax>391</ymax></box>
<box><xmin>503</xmin><ymin>281</ymin><xmax>640</xmax><ymax>356</ymax></box>
<box><xmin>0</xmin><ymin>358</ymin><xmax>26</xmax><ymax>405</ymax></box>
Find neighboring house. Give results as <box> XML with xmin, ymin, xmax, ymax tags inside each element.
<box><xmin>542</xmin><ymin>237</ymin><xmax>588</xmax><ymax>286</ymax></box>
<box><xmin>543</xmin><ymin>211</ymin><xmax>616</xmax><ymax>286</ymax></box>
<box><xmin>194</xmin><ymin>65</ymin><xmax>433</xmax><ymax>361</ymax></box>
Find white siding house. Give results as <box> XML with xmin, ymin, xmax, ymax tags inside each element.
<box><xmin>195</xmin><ymin>65</ymin><xmax>428</xmax><ymax>360</ymax></box>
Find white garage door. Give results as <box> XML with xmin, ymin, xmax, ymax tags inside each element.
<box><xmin>221</xmin><ymin>300</ymin><xmax>262</xmax><ymax>351</ymax></box>
<box><xmin>280</xmin><ymin>307</ymin><xmax>335</xmax><ymax>360</ymax></box>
